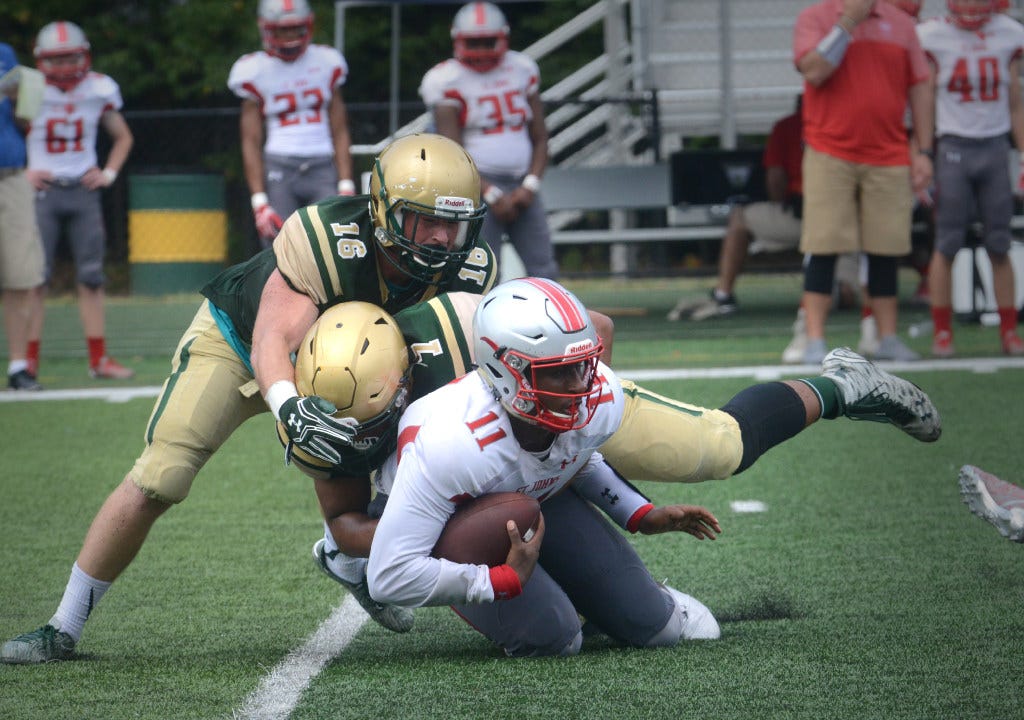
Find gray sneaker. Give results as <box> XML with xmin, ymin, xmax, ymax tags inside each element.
<box><xmin>873</xmin><ymin>334</ymin><xmax>920</xmax><ymax>361</ymax></box>
<box><xmin>958</xmin><ymin>465</ymin><xmax>1024</xmax><ymax>542</ymax></box>
<box><xmin>1</xmin><ymin>625</ymin><xmax>75</xmax><ymax>664</ymax></box>
<box><xmin>802</xmin><ymin>338</ymin><xmax>828</xmax><ymax>365</ymax></box>
<box><xmin>312</xmin><ymin>539</ymin><xmax>414</xmax><ymax>633</ymax></box>
<box><xmin>822</xmin><ymin>347</ymin><xmax>941</xmax><ymax>442</ymax></box>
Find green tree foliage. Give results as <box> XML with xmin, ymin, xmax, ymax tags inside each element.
<box><xmin>2</xmin><ymin>0</ymin><xmax>600</xmax><ymax>110</ymax></box>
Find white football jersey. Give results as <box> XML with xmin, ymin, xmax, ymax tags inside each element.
<box><xmin>26</xmin><ymin>72</ymin><xmax>122</xmax><ymax>177</ymax></box>
<box><xmin>227</xmin><ymin>44</ymin><xmax>348</xmax><ymax>157</ymax></box>
<box><xmin>368</xmin><ymin>363</ymin><xmax>625</xmax><ymax>607</ymax></box>
<box><xmin>918</xmin><ymin>14</ymin><xmax>1024</xmax><ymax>138</ymax></box>
<box><xmin>419</xmin><ymin>51</ymin><xmax>540</xmax><ymax>176</ymax></box>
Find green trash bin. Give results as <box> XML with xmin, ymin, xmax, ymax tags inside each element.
<box><xmin>128</xmin><ymin>174</ymin><xmax>227</xmax><ymax>295</ymax></box>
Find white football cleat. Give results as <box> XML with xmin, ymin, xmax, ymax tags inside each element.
<box><xmin>958</xmin><ymin>465</ymin><xmax>1024</xmax><ymax>543</ymax></box>
<box><xmin>781</xmin><ymin>308</ymin><xmax>808</xmax><ymax>364</ymax></box>
<box><xmin>821</xmin><ymin>347</ymin><xmax>940</xmax><ymax>442</ymax></box>
<box><xmin>857</xmin><ymin>314</ymin><xmax>880</xmax><ymax>357</ymax></box>
<box><xmin>313</xmin><ymin>539</ymin><xmax>414</xmax><ymax>633</ymax></box>
<box><xmin>662</xmin><ymin>584</ymin><xmax>721</xmax><ymax>640</ymax></box>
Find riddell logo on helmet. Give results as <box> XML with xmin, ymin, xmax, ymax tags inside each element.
<box><xmin>564</xmin><ymin>340</ymin><xmax>594</xmax><ymax>355</ymax></box>
<box><xmin>435</xmin><ymin>196</ymin><xmax>474</xmax><ymax>211</ymax></box>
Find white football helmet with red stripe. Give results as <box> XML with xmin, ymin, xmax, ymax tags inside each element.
<box><xmin>947</xmin><ymin>0</ymin><xmax>996</xmax><ymax>30</ymax></box>
<box><xmin>34</xmin><ymin>21</ymin><xmax>91</xmax><ymax>91</ymax></box>
<box><xmin>258</xmin><ymin>0</ymin><xmax>314</xmax><ymax>61</ymax></box>
<box><xmin>451</xmin><ymin>2</ymin><xmax>509</xmax><ymax>72</ymax></box>
<box><xmin>474</xmin><ymin>278</ymin><xmax>605</xmax><ymax>432</ymax></box>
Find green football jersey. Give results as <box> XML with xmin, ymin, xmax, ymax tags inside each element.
<box><xmin>395</xmin><ymin>291</ymin><xmax>483</xmax><ymax>403</ymax></box>
<box><xmin>280</xmin><ymin>291</ymin><xmax>484</xmax><ymax>480</ymax></box>
<box><xmin>202</xmin><ymin>194</ymin><xmax>497</xmax><ymax>348</ymax></box>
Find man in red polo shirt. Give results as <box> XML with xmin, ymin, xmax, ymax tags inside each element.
<box><xmin>793</xmin><ymin>0</ymin><xmax>933</xmax><ymax>363</ymax></box>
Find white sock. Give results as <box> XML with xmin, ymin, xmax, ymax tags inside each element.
<box><xmin>8</xmin><ymin>360</ymin><xmax>28</xmax><ymax>375</ymax></box>
<box><xmin>50</xmin><ymin>563</ymin><xmax>112</xmax><ymax>642</ymax></box>
<box><xmin>321</xmin><ymin>522</ymin><xmax>367</xmax><ymax>584</ymax></box>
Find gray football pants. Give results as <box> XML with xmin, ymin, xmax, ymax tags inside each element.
<box><xmin>452</xmin><ymin>488</ymin><xmax>675</xmax><ymax>657</ymax></box>
<box><xmin>480</xmin><ymin>172</ymin><xmax>559</xmax><ymax>280</ymax></box>
<box><xmin>264</xmin><ymin>153</ymin><xmax>338</xmax><ymax>247</ymax></box>
<box><xmin>934</xmin><ymin>134</ymin><xmax>1013</xmax><ymax>258</ymax></box>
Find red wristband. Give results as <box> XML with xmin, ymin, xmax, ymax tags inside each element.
<box><xmin>626</xmin><ymin>503</ymin><xmax>655</xmax><ymax>533</ymax></box>
<box><xmin>489</xmin><ymin>564</ymin><xmax>523</xmax><ymax>600</ymax></box>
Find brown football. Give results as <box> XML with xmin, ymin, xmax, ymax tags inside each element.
<box><xmin>431</xmin><ymin>492</ymin><xmax>542</xmax><ymax>567</ymax></box>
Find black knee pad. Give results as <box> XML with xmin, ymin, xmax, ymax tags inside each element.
<box><xmin>720</xmin><ymin>382</ymin><xmax>807</xmax><ymax>474</ymax></box>
<box><xmin>803</xmin><ymin>254</ymin><xmax>837</xmax><ymax>294</ymax></box>
<box><xmin>866</xmin><ymin>254</ymin><xmax>898</xmax><ymax>297</ymax></box>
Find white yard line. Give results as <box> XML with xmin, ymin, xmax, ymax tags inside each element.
<box><xmin>4</xmin><ymin>356</ymin><xmax>1021</xmax><ymax>718</ymax></box>
<box><xmin>3</xmin><ymin>356</ymin><xmax>1024</xmax><ymax>404</ymax></box>
<box><xmin>233</xmin><ymin>595</ymin><xmax>369</xmax><ymax>720</ymax></box>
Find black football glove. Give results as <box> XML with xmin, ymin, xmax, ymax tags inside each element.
<box><xmin>278</xmin><ymin>395</ymin><xmax>359</xmax><ymax>465</ymax></box>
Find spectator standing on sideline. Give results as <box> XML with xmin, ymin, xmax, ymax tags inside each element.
<box><xmin>793</xmin><ymin>0</ymin><xmax>934</xmax><ymax>363</ymax></box>
<box><xmin>25</xmin><ymin>21</ymin><xmax>134</xmax><ymax>380</ymax></box>
<box><xmin>0</xmin><ymin>42</ymin><xmax>45</xmax><ymax>390</ymax></box>
<box><xmin>917</xmin><ymin>0</ymin><xmax>1024</xmax><ymax>357</ymax></box>
<box><xmin>420</xmin><ymin>2</ymin><xmax>559</xmax><ymax>279</ymax></box>
<box><xmin>228</xmin><ymin>0</ymin><xmax>356</xmax><ymax>250</ymax></box>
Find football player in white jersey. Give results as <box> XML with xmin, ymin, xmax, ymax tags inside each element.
<box><xmin>361</xmin><ymin>278</ymin><xmax>942</xmax><ymax>657</ymax></box>
<box><xmin>25</xmin><ymin>20</ymin><xmax>135</xmax><ymax>380</ymax></box>
<box><xmin>228</xmin><ymin>0</ymin><xmax>355</xmax><ymax>249</ymax></box>
<box><xmin>368</xmin><ymin>279</ymin><xmax>721</xmax><ymax>656</ymax></box>
<box><xmin>419</xmin><ymin>2</ymin><xmax>558</xmax><ymax>279</ymax></box>
<box><xmin>917</xmin><ymin>0</ymin><xmax>1024</xmax><ymax>357</ymax></box>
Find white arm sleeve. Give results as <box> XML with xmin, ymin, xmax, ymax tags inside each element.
<box><xmin>367</xmin><ymin>445</ymin><xmax>494</xmax><ymax>607</ymax></box>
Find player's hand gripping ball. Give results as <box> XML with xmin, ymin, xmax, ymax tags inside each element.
<box><xmin>432</xmin><ymin>492</ymin><xmax>542</xmax><ymax>566</ymax></box>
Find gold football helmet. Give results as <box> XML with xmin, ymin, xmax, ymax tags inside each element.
<box><xmin>277</xmin><ymin>301</ymin><xmax>412</xmax><ymax>479</ymax></box>
<box><xmin>369</xmin><ymin>133</ymin><xmax>486</xmax><ymax>284</ymax></box>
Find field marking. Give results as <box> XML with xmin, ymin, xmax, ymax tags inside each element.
<box><xmin>5</xmin><ymin>355</ymin><xmax>1021</xmax><ymax>715</ymax></box>
<box><xmin>233</xmin><ymin>595</ymin><xmax>368</xmax><ymax>720</ymax></box>
<box><xmin>3</xmin><ymin>356</ymin><xmax>1024</xmax><ymax>405</ymax></box>
<box><xmin>731</xmin><ymin>500</ymin><xmax>767</xmax><ymax>513</ymax></box>
<box><xmin>624</xmin><ymin>356</ymin><xmax>1024</xmax><ymax>382</ymax></box>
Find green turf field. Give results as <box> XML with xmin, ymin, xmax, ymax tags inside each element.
<box><xmin>2</xmin><ymin>275</ymin><xmax>1022</xmax><ymax>719</ymax></box>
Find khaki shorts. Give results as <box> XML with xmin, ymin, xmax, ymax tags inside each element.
<box><xmin>600</xmin><ymin>380</ymin><xmax>743</xmax><ymax>483</ymax></box>
<box><xmin>128</xmin><ymin>303</ymin><xmax>269</xmax><ymax>504</ymax></box>
<box><xmin>744</xmin><ymin>202</ymin><xmax>802</xmax><ymax>254</ymax></box>
<box><xmin>0</xmin><ymin>171</ymin><xmax>44</xmax><ymax>290</ymax></box>
<box><xmin>800</xmin><ymin>146</ymin><xmax>912</xmax><ymax>256</ymax></box>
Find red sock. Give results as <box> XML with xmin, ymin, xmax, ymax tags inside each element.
<box><xmin>26</xmin><ymin>340</ymin><xmax>40</xmax><ymax>376</ymax></box>
<box><xmin>932</xmin><ymin>306</ymin><xmax>953</xmax><ymax>335</ymax></box>
<box><xmin>861</xmin><ymin>305</ymin><xmax>873</xmax><ymax>320</ymax></box>
<box><xmin>998</xmin><ymin>307</ymin><xmax>1018</xmax><ymax>336</ymax></box>
<box><xmin>87</xmin><ymin>337</ymin><xmax>106</xmax><ymax>368</ymax></box>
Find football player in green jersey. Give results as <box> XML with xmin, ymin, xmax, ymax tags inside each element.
<box><xmin>288</xmin><ymin>290</ymin><xmax>940</xmax><ymax>629</ymax></box>
<box><xmin>1</xmin><ymin>134</ymin><xmax>498</xmax><ymax>664</ymax></box>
